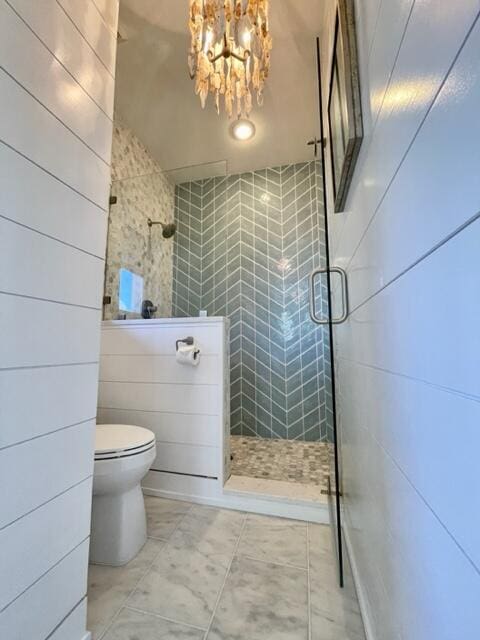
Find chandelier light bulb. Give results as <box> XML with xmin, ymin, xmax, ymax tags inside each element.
<box><xmin>203</xmin><ymin>27</ymin><xmax>213</xmax><ymax>53</ymax></box>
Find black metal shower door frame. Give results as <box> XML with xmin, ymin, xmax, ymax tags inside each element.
<box><xmin>315</xmin><ymin>36</ymin><xmax>345</xmax><ymax>588</ymax></box>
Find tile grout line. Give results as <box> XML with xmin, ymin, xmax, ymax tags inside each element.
<box><xmin>239</xmin><ymin>552</ymin><xmax>308</xmax><ymax>572</ymax></box>
<box><xmin>202</xmin><ymin>512</ymin><xmax>249</xmax><ymax>640</ymax></box>
<box><xmin>96</xmin><ymin>501</ymin><xmax>195</xmax><ymax>640</ymax></box>
<box><xmin>124</xmin><ymin>605</ymin><xmax>208</xmax><ymax>633</ymax></box>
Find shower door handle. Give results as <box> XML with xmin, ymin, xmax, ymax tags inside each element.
<box><xmin>309</xmin><ymin>267</ymin><xmax>348</xmax><ymax>324</ymax></box>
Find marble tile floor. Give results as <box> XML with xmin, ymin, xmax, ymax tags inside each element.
<box><xmin>87</xmin><ymin>495</ymin><xmax>366</xmax><ymax>640</ymax></box>
<box><xmin>230</xmin><ymin>436</ymin><xmax>333</xmax><ymax>491</ymax></box>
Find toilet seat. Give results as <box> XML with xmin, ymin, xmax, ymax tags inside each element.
<box><xmin>95</xmin><ymin>424</ymin><xmax>155</xmax><ymax>461</ymax></box>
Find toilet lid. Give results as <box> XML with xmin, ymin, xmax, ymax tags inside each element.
<box><xmin>95</xmin><ymin>424</ymin><xmax>155</xmax><ymax>459</ymax></box>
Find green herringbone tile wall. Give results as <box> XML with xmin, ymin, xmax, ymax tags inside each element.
<box><xmin>173</xmin><ymin>162</ymin><xmax>333</xmax><ymax>442</ymax></box>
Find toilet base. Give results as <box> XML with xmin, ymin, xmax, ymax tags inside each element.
<box><xmin>89</xmin><ymin>484</ymin><xmax>147</xmax><ymax>566</ymax></box>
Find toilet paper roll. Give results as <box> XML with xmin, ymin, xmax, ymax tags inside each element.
<box><xmin>176</xmin><ymin>344</ymin><xmax>200</xmax><ymax>366</ymax></box>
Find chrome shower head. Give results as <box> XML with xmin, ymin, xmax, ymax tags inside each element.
<box><xmin>147</xmin><ymin>218</ymin><xmax>176</xmax><ymax>238</ymax></box>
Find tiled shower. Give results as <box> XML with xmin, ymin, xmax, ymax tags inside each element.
<box><xmin>173</xmin><ymin>162</ymin><xmax>333</xmax><ymax>443</ymax></box>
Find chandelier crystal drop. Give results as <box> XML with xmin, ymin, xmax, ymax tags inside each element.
<box><xmin>188</xmin><ymin>0</ymin><xmax>272</xmax><ymax>118</ymax></box>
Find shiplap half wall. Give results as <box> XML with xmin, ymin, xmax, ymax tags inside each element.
<box><xmin>0</xmin><ymin>1</ymin><xmax>118</xmax><ymax>639</ymax></box>
<box><xmin>97</xmin><ymin>317</ymin><xmax>230</xmax><ymax>499</ymax></box>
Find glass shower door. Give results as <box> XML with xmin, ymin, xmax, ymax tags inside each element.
<box><xmin>309</xmin><ymin>36</ymin><xmax>349</xmax><ymax>587</ymax></box>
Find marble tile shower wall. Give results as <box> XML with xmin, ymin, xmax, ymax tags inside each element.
<box><xmin>173</xmin><ymin>163</ymin><xmax>333</xmax><ymax>442</ymax></box>
<box><xmin>104</xmin><ymin>120</ymin><xmax>175</xmax><ymax>319</ymax></box>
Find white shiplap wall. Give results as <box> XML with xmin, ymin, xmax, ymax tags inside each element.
<box><xmin>97</xmin><ymin>318</ymin><xmax>229</xmax><ymax>492</ymax></box>
<box><xmin>0</xmin><ymin>1</ymin><xmax>118</xmax><ymax>639</ymax></box>
<box><xmin>319</xmin><ymin>2</ymin><xmax>480</xmax><ymax>639</ymax></box>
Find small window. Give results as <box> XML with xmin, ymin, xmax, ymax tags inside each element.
<box><xmin>119</xmin><ymin>268</ymin><xmax>144</xmax><ymax>313</ymax></box>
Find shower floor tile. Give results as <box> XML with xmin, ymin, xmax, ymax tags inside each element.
<box><xmin>230</xmin><ymin>436</ymin><xmax>333</xmax><ymax>490</ymax></box>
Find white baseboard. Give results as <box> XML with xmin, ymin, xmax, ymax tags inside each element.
<box><xmin>143</xmin><ymin>486</ymin><xmax>329</xmax><ymax>524</ymax></box>
<box><xmin>82</xmin><ymin>633</ymin><xmax>92</xmax><ymax>640</ymax></box>
<box><xmin>343</xmin><ymin>523</ymin><xmax>375</xmax><ymax>640</ymax></box>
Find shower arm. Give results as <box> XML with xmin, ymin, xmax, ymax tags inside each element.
<box><xmin>147</xmin><ymin>218</ymin><xmax>176</xmax><ymax>239</ymax></box>
<box><xmin>147</xmin><ymin>218</ymin><xmax>163</xmax><ymax>228</ymax></box>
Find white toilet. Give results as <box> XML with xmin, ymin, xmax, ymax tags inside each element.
<box><xmin>90</xmin><ymin>424</ymin><xmax>156</xmax><ymax>566</ymax></box>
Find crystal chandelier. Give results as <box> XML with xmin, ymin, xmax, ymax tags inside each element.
<box><xmin>188</xmin><ymin>1</ymin><xmax>272</xmax><ymax>118</ymax></box>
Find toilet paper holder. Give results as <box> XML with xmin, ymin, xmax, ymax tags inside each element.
<box><xmin>175</xmin><ymin>336</ymin><xmax>194</xmax><ymax>351</ymax></box>
<box><xmin>175</xmin><ymin>336</ymin><xmax>200</xmax><ymax>361</ymax></box>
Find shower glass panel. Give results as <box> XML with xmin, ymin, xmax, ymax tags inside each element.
<box><xmin>171</xmin><ymin>163</ymin><xmax>338</xmax><ymax>526</ymax></box>
<box><xmin>103</xmin><ymin>157</ymin><xmax>176</xmax><ymax>320</ymax></box>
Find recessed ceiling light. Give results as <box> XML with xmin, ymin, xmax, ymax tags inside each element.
<box><xmin>230</xmin><ymin>119</ymin><xmax>256</xmax><ymax>141</ymax></box>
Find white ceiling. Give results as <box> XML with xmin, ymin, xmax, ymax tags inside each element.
<box><xmin>116</xmin><ymin>0</ymin><xmax>324</xmax><ymax>181</ymax></box>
